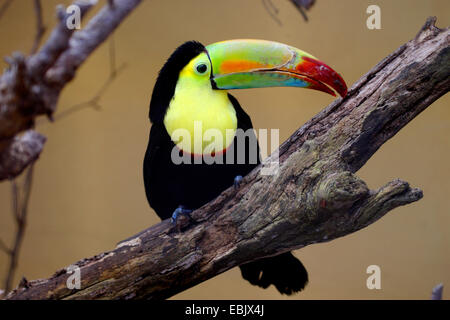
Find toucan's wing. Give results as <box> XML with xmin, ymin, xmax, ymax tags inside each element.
<box><xmin>228</xmin><ymin>93</ymin><xmax>261</xmax><ymax>166</ymax></box>
<box><xmin>228</xmin><ymin>93</ymin><xmax>254</xmax><ymax>131</ymax></box>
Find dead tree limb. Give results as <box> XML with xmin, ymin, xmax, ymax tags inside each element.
<box><xmin>0</xmin><ymin>0</ymin><xmax>143</xmax><ymax>181</ymax></box>
<box><xmin>30</xmin><ymin>0</ymin><xmax>46</xmax><ymax>55</ymax></box>
<box><xmin>4</xmin><ymin>17</ymin><xmax>450</xmax><ymax>300</ymax></box>
<box><xmin>49</xmin><ymin>38</ymin><xmax>127</xmax><ymax>123</ymax></box>
<box><xmin>0</xmin><ymin>0</ymin><xmax>13</xmax><ymax>21</ymax></box>
<box><xmin>0</xmin><ymin>2</ymin><xmax>131</xmax><ymax>296</ymax></box>
<box><xmin>290</xmin><ymin>0</ymin><xmax>315</xmax><ymax>21</ymax></box>
<box><xmin>0</xmin><ymin>130</ymin><xmax>44</xmax><ymax>180</ymax></box>
<box><xmin>262</xmin><ymin>0</ymin><xmax>316</xmax><ymax>25</ymax></box>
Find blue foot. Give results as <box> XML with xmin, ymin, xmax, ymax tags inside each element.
<box><xmin>171</xmin><ymin>206</ymin><xmax>192</xmax><ymax>225</ymax></box>
<box><xmin>234</xmin><ymin>175</ymin><xmax>243</xmax><ymax>190</ymax></box>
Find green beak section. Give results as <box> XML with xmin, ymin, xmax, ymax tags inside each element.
<box><xmin>205</xmin><ymin>39</ymin><xmax>347</xmax><ymax>97</ymax></box>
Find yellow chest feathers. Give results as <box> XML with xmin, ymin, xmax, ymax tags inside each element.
<box><xmin>163</xmin><ymin>77</ymin><xmax>237</xmax><ymax>155</ymax></box>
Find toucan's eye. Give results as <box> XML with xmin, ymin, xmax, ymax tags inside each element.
<box><xmin>195</xmin><ymin>63</ymin><xmax>208</xmax><ymax>75</ymax></box>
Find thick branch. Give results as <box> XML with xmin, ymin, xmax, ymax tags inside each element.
<box><xmin>0</xmin><ymin>0</ymin><xmax>142</xmax><ymax>180</ymax></box>
<box><xmin>27</xmin><ymin>0</ymin><xmax>96</xmax><ymax>78</ymax></box>
<box><xmin>4</xmin><ymin>18</ymin><xmax>450</xmax><ymax>300</ymax></box>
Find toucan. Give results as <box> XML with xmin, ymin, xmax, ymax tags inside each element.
<box><xmin>144</xmin><ymin>39</ymin><xmax>347</xmax><ymax>295</ymax></box>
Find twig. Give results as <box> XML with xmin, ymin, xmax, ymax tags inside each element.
<box><xmin>52</xmin><ymin>63</ymin><xmax>126</xmax><ymax>121</ymax></box>
<box><xmin>27</xmin><ymin>0</ymin><xmax>97</xmax><ymax>79</ymax></box>
<box><xmin>51</xmin><ymin>36</ymin><xmax>127</xmax><ymax>122</ymax></box>
<box><xmin>289</xmin><ymin>0</ymin><xmax>316</xmax><ymax>22</ymax></box>
<box><xmin>266</xmin><ymin>0</ymin><xmax>279</xmax><ymax>13</ymax></box>
<box><xmin>0</xmin><ymin>0</ymin><xmax>143</xmax><ymax>181</ymax></box>
<box><xmin>0</xmin><ymin>0</ymin><xmax>13</xmax><ymax>21</ymax></box>
<box><xmin>0</xmin><ymin>238</ymin><xmax>10</xmax><ymax>254</ymax></box>
<box><xmin>30</xmin><ymin>0</ymin><xmax>46</xmax><ymax>55</ymax></box>
<box><xmin>262</xmin><ymin>0</ymin><xmax>282</xmax><ymax>26</ymax></box>
<box><xmin>3</xmin><ymin>163</ymin><xmax>35</xmax><ymax>296</ymax></box>
<box><xmin>11</xmin><ymin>179</ymin><xmax>18</xmax><ymax>220</ymax></box>
<box><xmin>431</xmin><ymin>283</ymin><xmax>443</xmax><ymax>300</ymax></box>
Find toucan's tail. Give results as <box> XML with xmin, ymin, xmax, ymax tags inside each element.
<box><xmin>239</xmin><ymin>252</ymin><xmax>308</xmax><ymax>295</ymax></box>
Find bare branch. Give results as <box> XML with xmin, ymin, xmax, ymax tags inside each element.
<box><xmin>0</xmin><ymin>2</ymin><xmax>133</xmax><ymax>294</ymax></box>
<box><xmin>0</xmin><ymin>130</ymin><xmax>45</xmax><ymax>180</ymax></box>
<box><xmin>3</xmin><ymin>164</ymin><xmax>35</xmax><ymax>295</ymax></box>
<box><xmin>262</xmin><ymin>0</ymin><xmax>282</xmax><ymax>26</ymax></box>
<box><xmin>30</xmin><ymin>0</ymin><xmax>46</xmax><ymax>55</ymax></box>
<box><xmin>49</xmin><ymin>36</ymin><xmax>127</xmax><ymax>123</ymax></box>
<box><xmin>262</xmin><ymin>0</ymin><xmax>316</xmax><ymax>24</ymax></box>
<box><xmin>289</xmin><ymin>0</ymin><xmax>316</xmax><ymax>21</ymax></box>
<box><xmin>109</xmin><ymin>35</ymin><xmax>117</xmax><ymax>76</ymax></box>
<box><xmin>0</xmin><ymin>238</ymin><xmax>10</xmax><ymax>255</ymax></box>
<box><xmin>0</xmin><ymin>0</ymin><xmax>13</xmax><ymax>21</ymax></box>
<box><xmin>27</xmin><ymin>0</ymin><xmax>97</xmax><ymax>79</ymax></box>
<box><xmin>52</xmin><ymin>62</ymin><xmax>126</xmax><ymax>122</ymax></box>
<box><xmin>431</xmin><ymin>283</ymin><xmax>443</xmax><ymax>300</ymax></box>
<box><xmin>4</xmin><ymin>17</ymin><xmax>448</xmax><ymax>300</ymax></box>
<box><xmin>0</xmin><ymin>0</ymin><xmax>143</xmax><ymax>181</ymax></box>
<box><xmin>45</xmin><ymin>0</ymin><xmax>142</xmax><ymax>86</ymax></box>
<box><xmin>11</xmin><ymin>179</ymin><xmax>18</xmax><ymax>220</ymax></box>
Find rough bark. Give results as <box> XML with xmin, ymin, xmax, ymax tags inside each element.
<box><xmin>0</xmin><ymin>0</ymin><xmax>143</xmax><ymax>180</ymax></box>
<box><xmin>0</xmin><ymin>130</ymin><xmax>45</xmax><ymax>180</ymax></box>
<box><xmin>4</xmin><ymin>18</ymin><xmax>450</xmax><ymax>300</ymax></box>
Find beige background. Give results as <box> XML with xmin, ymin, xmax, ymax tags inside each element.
<box><xmin>0</xmin><ymin>0</ymin><xmax>449</xmax><ymax>299</ymax></box>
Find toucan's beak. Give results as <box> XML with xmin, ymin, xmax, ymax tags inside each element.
<box><xmin>206</xmin><ymin>39</ymin><xmax>347</xmax><ymax>98</ymax></box>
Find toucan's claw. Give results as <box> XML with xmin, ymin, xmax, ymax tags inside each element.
<box><xmin>171</xmin><ymin>205</ymin><xmax>192</xmax><ymax>225</ymax></box>
<box><xmin>234</xmin><ymin>175</ymin><xmax>243</xmax><ymax>190</ymax></box>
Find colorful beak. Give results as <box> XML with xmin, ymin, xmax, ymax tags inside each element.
<box><xmin>206</xmin><ymin>39</ymin><xmax>347</xmax><ymax>98</ymax></box>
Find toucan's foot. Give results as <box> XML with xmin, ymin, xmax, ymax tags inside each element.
<box><xmin>234</xmin><ymin>175</ymin><xmax>243</xmax><ymax>190</ymax></box>
<box><xmin>171</xmin><ymin>205</ymin><xmax>192</xmax><ymax>225</ymax></box>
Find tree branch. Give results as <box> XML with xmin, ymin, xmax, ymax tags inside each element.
<box><xmin>2</xmin><ymin>164</ymin><xmax>35</xmax><ymax>295</ymax></box>
<box><xmin>0</xmin><ymin>2</ymin><xmax>131</xmax><ymax>296</ymax></box>
<box><xmin>0</xmin><ymin>0</ymin><xmax>142</xmax><ymax>180</ymax></box>
<box><xmin>262</xmin><ymin>0</ymin><xmax>316</xmax><ymax>26</ymax></box>
<box><xmin>431</xmin><ymin>283</ymin><xmax>443</xmax><ymax>300</ymax></box>
<box><xmin>3</xmin><ymin>17</ymin><xmax>448</xmax><ymax>300</ymax></box>
<box><xmin>49</xmin><ymin>37</ymin><xmax>127</xmax><ymax>123</ymax></box>
<box><xmin>289</xmin><ymin>0</ymin><xmax>315</xmax><ymax>21</ymax></box>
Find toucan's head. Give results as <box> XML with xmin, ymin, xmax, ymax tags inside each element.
<box><xmin>149</xmin><ymin>39</ymin><xmax>347</xmax><ymax>123</ymax></box>
<box><xmin>150</xmin><ymin>40</ymin><xmax>347</xmax><ymax>155</ymax></box>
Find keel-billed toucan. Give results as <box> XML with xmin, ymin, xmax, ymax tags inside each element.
<box><xmin>144</xmin><ymin>40</ymin><xmax>347</xmax><ymax>295</ymax></box>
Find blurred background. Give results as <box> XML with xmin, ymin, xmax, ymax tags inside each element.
<box><xmin>0</xmin><ymin>0</ymin><xmax>449</xmax><ymax>299</ymax></box>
